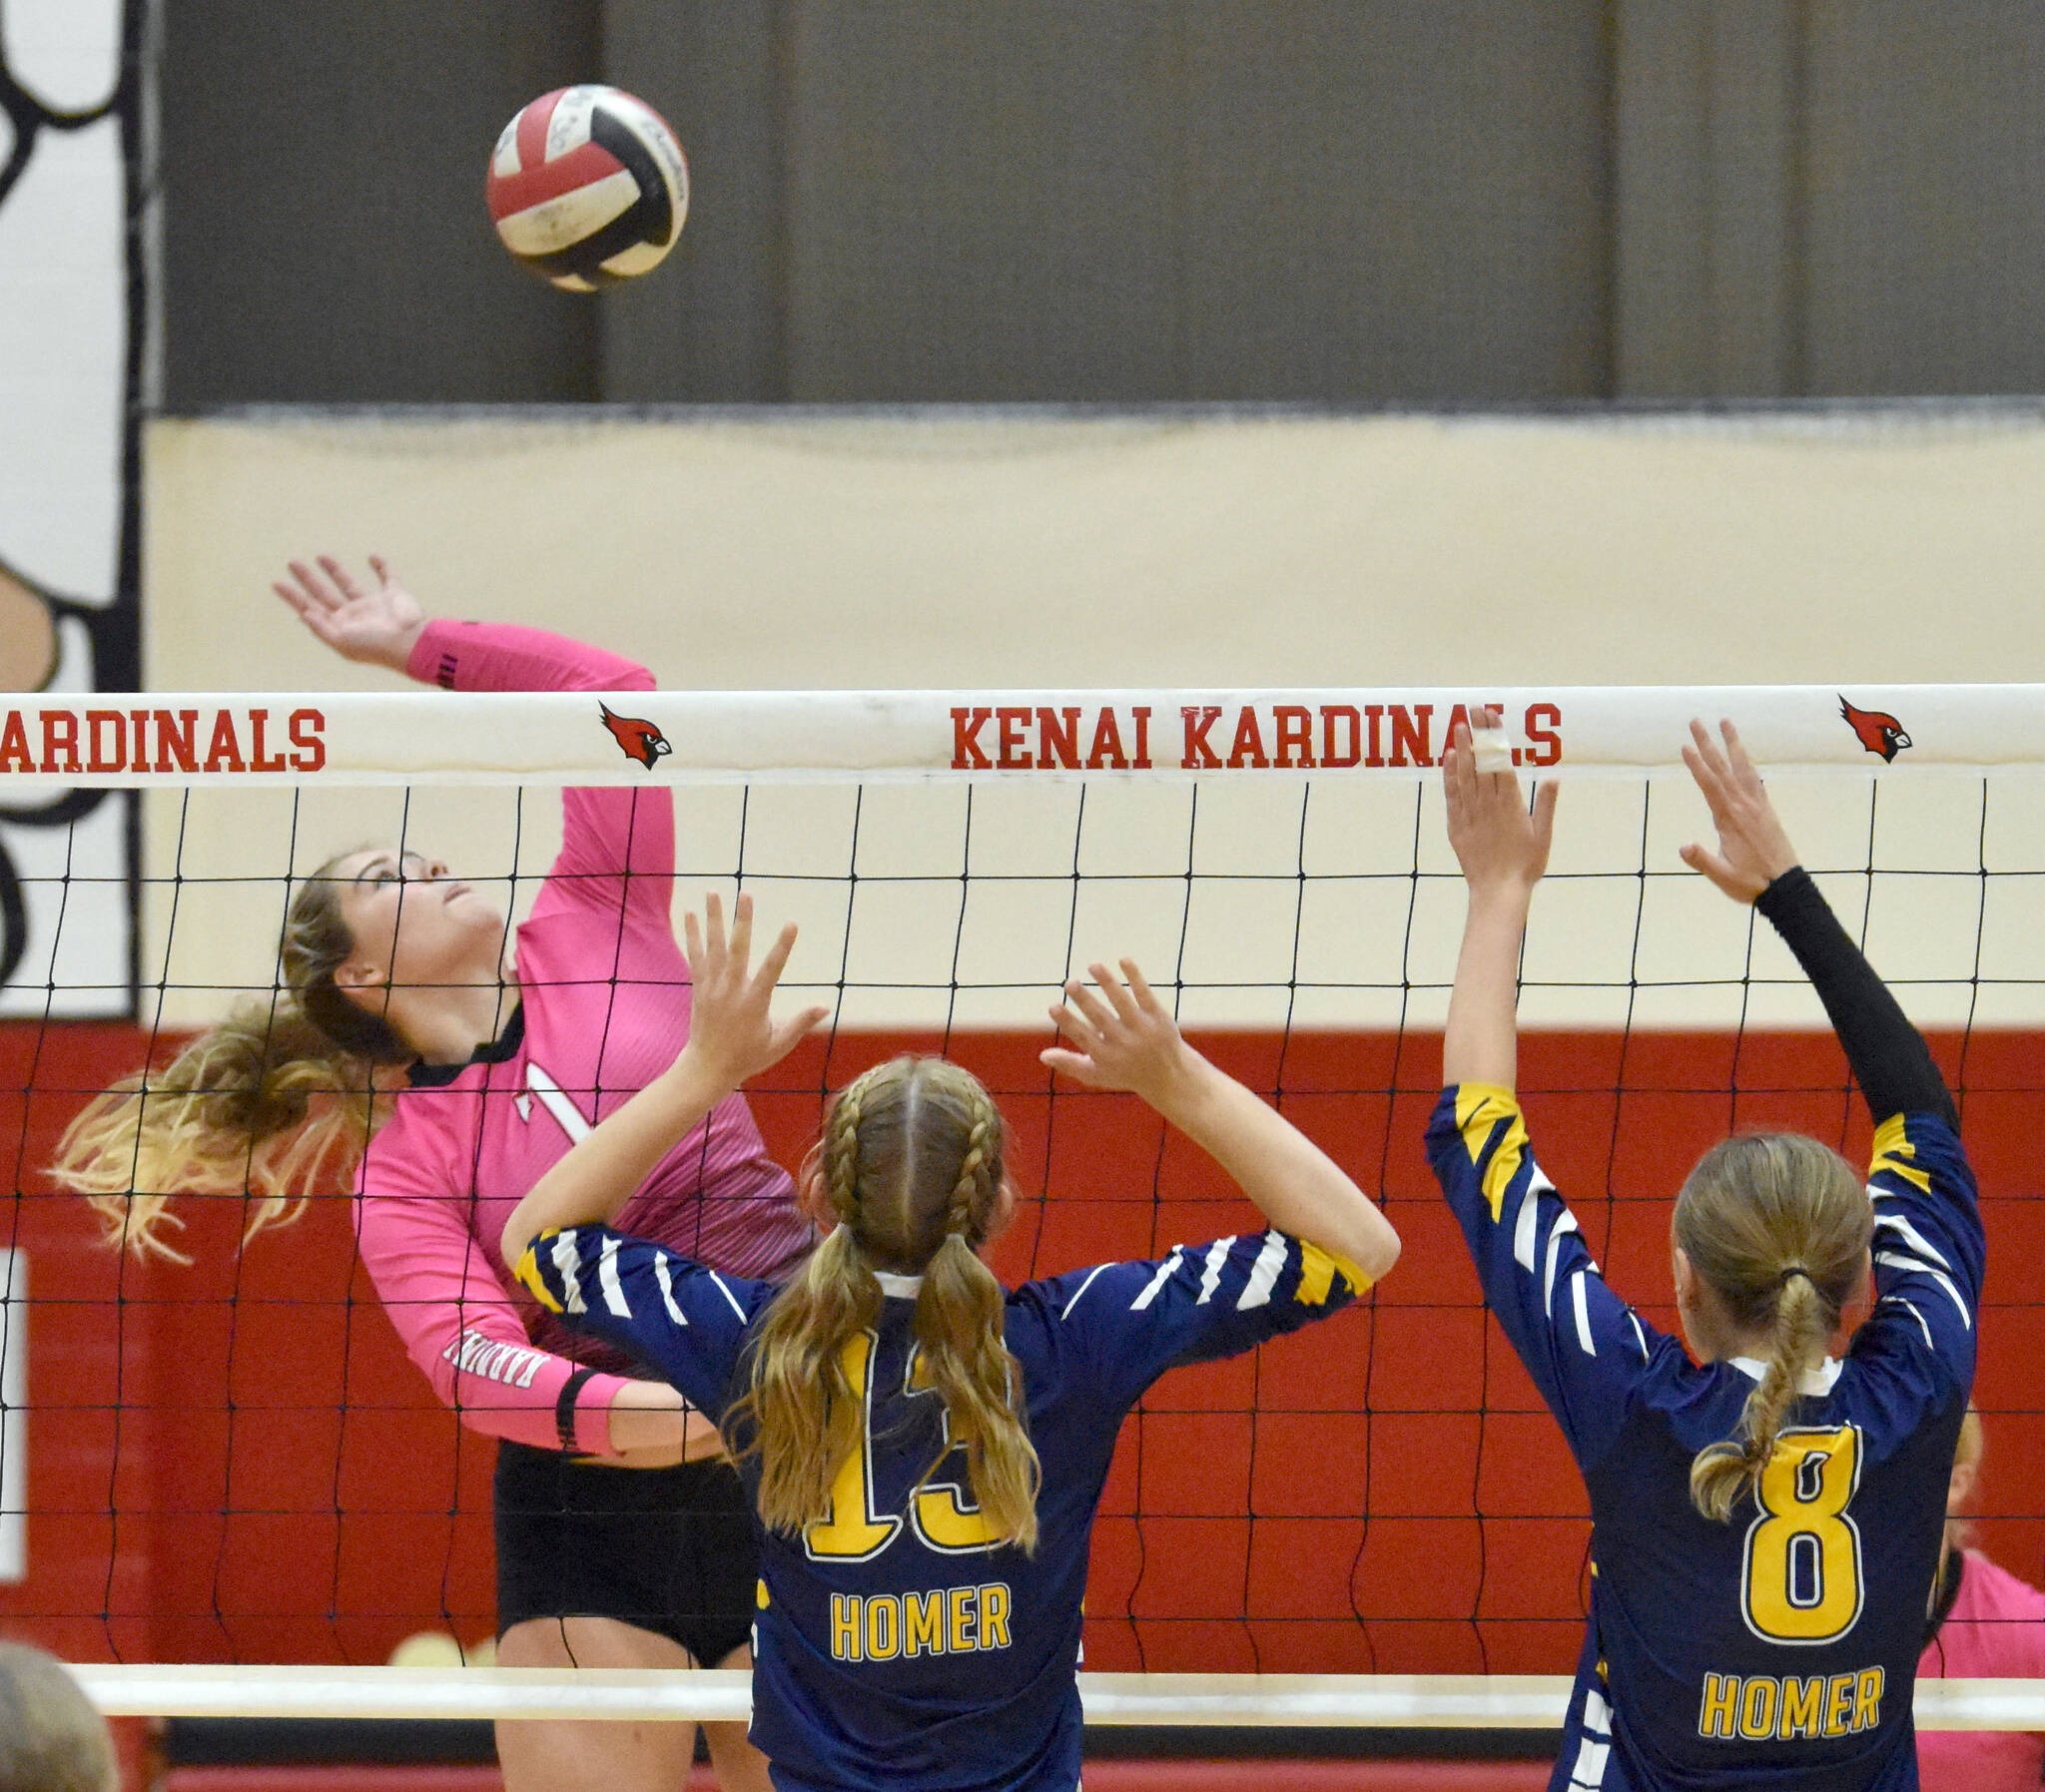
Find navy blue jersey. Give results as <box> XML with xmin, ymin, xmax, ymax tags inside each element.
<box><xmin>1427</xmin><ymin>1085</ymin><xmax>1982</xmax><ymax>1792</ymax></box>
<box><xmin>516</xmin><ymin>1225</ymin><xmax>1367</xmax><ymax>1792</ymax></box>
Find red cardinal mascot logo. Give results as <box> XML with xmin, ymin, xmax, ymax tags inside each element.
<box><xmin>1839</xmin><ymin>697</ymin><xmax>1911</xmax><ymax>763</ymax></box>
<box><xmin>600</xmin><ymin>702</ymin><xmax>672</xmax><ymax>769</ymax></box>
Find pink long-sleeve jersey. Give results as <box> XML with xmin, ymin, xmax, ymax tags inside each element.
<box><xmin>352</xmin><ymin>620</ymin><xmax>812</xmax><ymax>1457</ymax></box>
<box><xmin>1918</xmin><ymin>1547</ymin><xmax>2045</xmax><ymax>1791</ymax></box>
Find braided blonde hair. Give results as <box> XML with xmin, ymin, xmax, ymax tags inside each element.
<box><xmin>1677</xmin><ymin>1133</ymin><xmax>1871</xmax><ymax>1521</ymax></box>
<box><xmin>46</xmin><ymin>852</ymin><xmax>408</xmax><ymax>1261</ymax></box>
<box><xmin>729</xmin><ymin>1056</ymin><xmax>1041</xmax><ymax>1550</ymax></box>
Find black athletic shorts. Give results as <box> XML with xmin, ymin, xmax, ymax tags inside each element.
<box><xmin>494</xmin><ymin>1440</ymin><xmax>758</xmax><ymax>1668</ymax></box>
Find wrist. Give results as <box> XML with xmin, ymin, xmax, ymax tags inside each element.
<box><xmin>1467</xmin><ymin>879</ymin><xmax>1537</xmax><ymax>914</ymax></box>
<box><xmin>1144</xmin><ymin>1043</ymin><xmax>1216</xmax><ymax>1127</ymax></box>
<box><xmin>664</xmin><ymin>1043</ymin><xmax>737</xmax><ymax>1107</ymax></box>
<box><xmin>377</xmin><ymin>621</ymin><xmax>427</xmax><ymax>672</ymax></box>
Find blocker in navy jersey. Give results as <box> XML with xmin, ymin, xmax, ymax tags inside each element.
<box><xmin>1428</xmin><ymin>1089</ymin><xmax>1981</xmax><ymax>1792</ymax></box>
<box><xmin>517</xmin><ymin>1225</ymin><xmax>1366</xmax><ymax>1792</ymax></box>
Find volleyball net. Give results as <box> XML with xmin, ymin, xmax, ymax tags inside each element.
<box><xmin>1</xmin><ymin>682</ymin><xmax>2042</xmax><ymax>1728</ymax></box>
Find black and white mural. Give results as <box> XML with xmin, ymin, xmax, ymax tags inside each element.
<box><xmin>0</xmin><ymin>0</ymin><xmax>145</xmax><ymax>1016</ymax></box>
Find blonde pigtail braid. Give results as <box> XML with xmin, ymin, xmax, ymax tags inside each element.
<box><xmin>735</xmin><ymin>1059</ymin><xmax>1038</xmax><ymax>1548</ymax></box>
<box><xmin>912</xmin><ymin>1094</ymin><xmax>1041</xmax><ymax>1552</ymax></box>
<box><xmin>732</xmin><ymin>1078</ymin><xmax>887</xmax><ymax>1536</ymax></box>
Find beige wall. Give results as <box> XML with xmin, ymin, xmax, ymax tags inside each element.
<box><xmin>140</xmin><ymin>409</ymin><xmax>2045</xmax><ymax>1033</ymax></box>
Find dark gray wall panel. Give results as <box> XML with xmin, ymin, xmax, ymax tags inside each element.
<box><xmin>601</xmin><ymin>0</ymin><xmax>788</xmax><ymax>400</ymax></box>
<box><xmin>1802</xmin><ymin>0</ymin><xmax>2045</xmax><ymax>395</ymax></box>
<box><xmin>1174</xmin><ymin>1</ymin><xmax>1611</xmax><ymax>400</ymax></box>
<box><xmin>163</xmin><ymin>2</ymin><xmax>600</xmax><ymax>404</ymax></box>
<box><xmin>783</xmin><ymin>2</ymin><xmax>1185</xmax><ymax>401</ymax></box>
<box><xmin>780</xmin><ymin>0</ymin><xmax>1610</xmax><ymax>401</ymax></box>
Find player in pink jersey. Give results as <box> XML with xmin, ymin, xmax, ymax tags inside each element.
<box><xmin>1918</xmin><ymin>1409</ymin><xmax>2045</xmax><ymax>1791</ymax></box>
<box><xmin>52</xmin><ymin>557</ymin><xmax>800</xmax><ymax>1792</ymax></box>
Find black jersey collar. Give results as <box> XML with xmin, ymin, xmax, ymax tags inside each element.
<box><xmin>406</xmin><ymin>1002</ymin><xmax>526</xmax><ymax>1087</ymax></box>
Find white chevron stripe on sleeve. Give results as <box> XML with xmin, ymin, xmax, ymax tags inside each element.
<box><xmin>1131</xmin><ymin>1248</ymin><xmax>1184</xmax><ymax>1312</ymax></box>
<box><xmin>1195</xmin><ymin>1237</ymin><xmax>1237</xmax><ymax>1305</ymax></box>
<box><xmin>596</xmin><ymin>1236</ymin><xmax>632</xmax><ymax>1319</ymax></box>
<box><xmin>1237</xmin><ymin>1232</ymin><xmax>1289</xmax><ymax>1311</ymax></box>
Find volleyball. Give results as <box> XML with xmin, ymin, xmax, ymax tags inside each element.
<box><xmin>485</xmin><ymin>86</ymin><xmax>688</xmax><ymax>292</ymax></box>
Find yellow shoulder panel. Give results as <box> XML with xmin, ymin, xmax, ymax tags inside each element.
<box><xmin>513</xmin><ymin>1237</ymin><xmax>566</xmax><ymax>1313</ymax></box>
<box><xmin>1454</xmin><ymin>1083</ymin><xmax>1530</xmax><ymax>1222</ymax></box>
<box><xmin>1295</xmin><ymin>1239</ymin><xmax>1372</xmax><ymax>1306</ymax></box>
<box><xmin>1869</xmin><ymin>1114</ymin><xmax>1932</xmax><ymax>1194</ymax></box>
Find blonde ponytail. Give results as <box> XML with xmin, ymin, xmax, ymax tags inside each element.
<box><xmin>46</xmin><ymin>855</ymin><xmax>410</xmax><ymax>1261</ymax></box>
<box><xmin>1674</xmin><ymin>1133</ymin><xmax>1870</xmax><ymax>1521</ymax></box>
<box><xmin>736</xmin><ymin>1224</ymin><xmax>885</xmax><ymax>1534</ymax></box>
<box><xmin>1690</xmin><ymin>1269</ymin><xmax>1835</xmax><ymax>1521</ymax></box>
<box><xmin>732</xmin><ymin>1057</ymin><xmax>1038</xmax><ymax>1550</ymax></box>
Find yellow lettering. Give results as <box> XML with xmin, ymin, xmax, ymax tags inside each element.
<box><xmin>1854</xmin><ymin>1667</ymin><xmax>1884</xmax><ymax>1732</ymax></box>
<box><xmin>1700</xmin><ymin>1673</ymin><xmax>1739</xmax><ymax>1739</ymax></box>
<box><xmin>904</xmin><ymin>1590</ymin><xmax>945</xmax><ymax>1658</ymax></box>
<box><xmin>949</xmin><ymin>1584</ymin><xmax>977</xmax><ymax>1653</ymax></box>
<box><xmin>832</xmin><ymin>1593</ymin><xmax>862</xmax><ymax>1662</ymax></box>
<box><xmin>1779</xmin><ymin>1675</ymin><xmax>1825</xmax><ymax>1738</ymax></box>
<box><xmin>981</xmin><ymin>1581</ymin><xmax>1012</xmax><ymax>1650</ymax></box>
<box><xmin>1739</xmin><ymin>1676</ymin><xmax>1778</xmax><ymax>1740</ymax></box>
<box><xmin>866</xmin><ymin>1594</ymin><xmax>900</xmax><ymax>1661</ymax></box>
<box><xmin>1825</xmin><ymin>1673</ymin><xmax>1856</xmax><ymax>1737</ymax></box>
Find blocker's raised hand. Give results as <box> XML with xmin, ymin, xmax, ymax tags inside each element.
<box><xmin>1041</xmin><ymin>958</ymin><xmax>1192</xmax><ymax>1110</ymax></box>
<box><xmin>272</xmin><ymin>554</ymin><xmax>425</xmax><ymax>672</ymax></box>
<box><xmin>679</xmin><ymin>893</ymin><xmax>831</xmax><ymax>1092</ymax></box>
<box><xmin>1443</xmin><ymin>712</ymin><xmax>1557</xmax><ymax>896</ymax></box>
<box><xmin>1680</xmin><ymin>718</ymin><xmax>1800</xmax><ymax>903</ymax></box>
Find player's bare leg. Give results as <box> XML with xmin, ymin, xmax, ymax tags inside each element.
<box><xmin>703</xmin><ymin>1643</ymin><xmax>772</xmax><ymax>1792</ymax></box>
<box><xmin>495</xmin><ymin>1615</ymin><xmax>715</xmax><ymax>1792</ymax></box>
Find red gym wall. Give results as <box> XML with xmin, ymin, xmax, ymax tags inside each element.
<box><xmin>3</xmin><ymin>1022</ymin><xmax>2040</xmax><ymax>1672</ymax></box>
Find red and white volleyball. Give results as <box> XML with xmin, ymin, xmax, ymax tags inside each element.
<box><xmin>485</xmin><ymin>86</ymin><xmax>688</xmax><ymax>292</ymax></box>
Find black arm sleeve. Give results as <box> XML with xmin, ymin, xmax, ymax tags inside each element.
<box><xmin>1754</xmin><ymin>867</ymin><xmax>1958</xmax><ymax>1132</ymax></box>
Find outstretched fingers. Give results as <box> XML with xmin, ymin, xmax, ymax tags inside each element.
<box><xmin>1056</xmin><ymin>975</ymin><xmax>1118</xmax><ymax>1038</ymax></box>
<box><xmin>726</xmin><ymin>890</ymin><xmax>755</xmax><ymax>974</ymax></box>
<box><xmin>317</xmin><ymin>555</ymin><xmax>365</xmax><ymax>603</ymax></box>
<box><xmin>756</xmin><ymin>918</ymin><xmax>799</xmax><ymax>988</ymax></box>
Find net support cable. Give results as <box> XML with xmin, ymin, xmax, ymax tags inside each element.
<box><xmin>66</xmin><ymin>1667</ymin><xmax>2045</xmax><ymax>1729</ymax></box>
<box><xmin>0</xmin><ymin>685</ymin><xmax>2019</xmax><ymax>785</ymax></box>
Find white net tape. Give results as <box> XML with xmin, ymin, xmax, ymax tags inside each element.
<box><xmin>68</xmin><ymin>1666</ymin><xmax>2045</xmax><ymax>1729</ymax></box>
<box><xmin>0</xmin><ymin>683</ymin><xmax>2034</xmax><ymax>787</ymax></box>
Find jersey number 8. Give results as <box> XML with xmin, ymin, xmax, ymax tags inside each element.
<box><xmin>1740</xmin><ymin>1425</ymin><xmax>1864</xmax><ymax>1644</ymax></box>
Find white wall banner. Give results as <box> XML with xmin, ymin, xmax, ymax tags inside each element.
<box><xmin>0</xmin><ymin>0</ymin><xmax>144</xmax><ymax>1014</ymax></box>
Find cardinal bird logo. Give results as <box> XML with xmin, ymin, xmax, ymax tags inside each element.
<box><xmin>1839</xmin><ymin>697</ymin><xmax>1911</xmax><ymax>763</ymax></box>
<box><xmin>599</xmin><ymin>703</ymin><xmax>672</xmax><ymax>769</ymax></box>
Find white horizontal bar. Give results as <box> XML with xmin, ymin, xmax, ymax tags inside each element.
<box><xmin>66</xmin><ymin>1665</ymin><xmax>2045</xmax><ymax>1729</ymax></box>
<box><xmin>0</xmin><ymin>685</ymin><xmax>2029</xmax><ymax>786</ymax></box>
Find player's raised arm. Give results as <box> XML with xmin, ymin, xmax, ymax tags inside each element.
<box><xmin>500</xmin><ymin>895</ymin><xmax>829</xmax><ymax>1269</ymax></box>
<box><xmin>1042</xmin><ymin>960</ymin><xmax>1399</xmax><ymax>1284</ymax></box>
<box><xmin>1682</xmin><ymin>717</ymin><xmax>1958</xmax><ymax>1132</ymax></box>
<box><xmin>1442</xmin><ymin>712</ymin><xmax>1558</xmax><ymax>1094</ymax></box>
